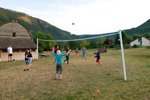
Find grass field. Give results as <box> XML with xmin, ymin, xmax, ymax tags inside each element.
<box><xmin>0</xmin><ymin>48</ymin><xmax>150</xmax><ymax>100</ymax></box>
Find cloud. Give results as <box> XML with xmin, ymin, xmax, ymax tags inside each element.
<box><xmin>15</xmin><ymin>0</ymin><xmax>150</xmax><ymax>35</ymax></box>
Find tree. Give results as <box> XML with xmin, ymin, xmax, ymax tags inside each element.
<box><xmin>68</xmin><ymin>41</ymin><xmax>80</xmax><ymax>50</ymax></box>
<box><xmin>125</xmin><ymin>36</ymin><xmax>132</xmax><ymax>44</ymax></box>
<box><xmin>45</xmin><ymin>34</ymin><xmax>53</xmax><ymax>50</ymax></box>
<box><xmin>80</xmin><ymin>40</ymin><xmax>88</xmax><ymax>48</ymax></box>
<box><xmin>104</xmin><ymin>38</ymin><xmax>111</xmax><ymax>45</ymax></box>
<box><xmin>133</xmin><ymin>34</ymin><xmax>140</xmax><ymax>40</ymax></box>
<box><xmin>34</xmin><ymin>31</ymin><xmax>54</xmax><ymax>52</ymax></box>
<box><xmin>49</xmin><ymin>42</ymin><xmax>57</xmax><ymax>50</ymax></box>
<box><xmin>115</xmin><ymin>31</ymin><xmax>127</xmax><ymax>44</ymax></box>
<box><xmin>97</xmin><ymin>37</ymin><xmax>106</xmax><ymax>47</ymax></box>
<box><xmin>145</xmin><ymin>32</ymin><xmax>150</xmax><ymax>38</ymax></box>
<box><xmin>89</xmin><ymin>40</ymin><xmax>97</xmax><ymax>48</ymax></box>
<box><xmin>34</xmin><ymin>31</ymin><xmax>46</xmax><ymax>52</ymax></box>
<box><xmin>62</xmin><ymin>42</ymin><xmax>68</xmax><ymax>50</ymax></box>
<box><xmin>109</xmin><ymin>38</ymin><xmax>114</xmax><ymax>43</ymax></box>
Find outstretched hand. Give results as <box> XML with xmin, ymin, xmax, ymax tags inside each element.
<box><xmin>52</xmin><ymin>48</ymin><xmax>54</xmax><ymax>52</ymax></box>
<box><xmin>67</xmin><ymin>50</ymin><xmax>71</xmax><ymax>54</ymax></box>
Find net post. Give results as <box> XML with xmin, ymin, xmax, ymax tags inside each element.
<box><xmin>119</xmin><ymin>30</ymin><xmax>127</xmax><ymax>81</ymax></box>
<box><xmin>37</xmin><ymin>38</ymin><xmax>38</xmax><ymax>59</ymax></box>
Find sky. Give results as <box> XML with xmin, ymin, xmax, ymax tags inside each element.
<box><xmin>0</xmin><ymin>0</ymin><xmax>150</xmax><ymax>35</ymax></box>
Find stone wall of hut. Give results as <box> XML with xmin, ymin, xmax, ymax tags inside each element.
<box><xmin>0</xmin><ymin>49</ymin><xmax>37</xmax><ymax>61</ymax></box>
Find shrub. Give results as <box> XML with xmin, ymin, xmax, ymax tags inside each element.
<box><xmin>109</xmin><ymin>44</ymin><xmax>115</xmax><ymax>48</ymax></box>
<box><xmin>146</xmin><ymin>46</ymin><xmax>150</xmax><ymax>49</ymax></box>
<box><xmin>133</xmin><ymin>44</ymin><xmax>138</xmax><ymax>48</ymax></box>
<box><xmin>124</xmin><ymin>44</ymin><xmax>130</xmax><ymax>49</ymax></box>
<box><xmin>39</xmin><ymin>47</ymin><xmax>43</xmax><ymax>53</ymax></box>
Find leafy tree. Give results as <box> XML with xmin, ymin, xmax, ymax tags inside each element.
<box><xmin>80</xmin><ymin>40</ymin><xmax>88</xmax><ymax>48</ymax></box>
<box><xmin>89</xmin><ymin>40</ymin><xmax>97</xmax><ymax>48</ymax></box>
<box><xmin>109</xmin><ymin>38</ymin><xmax>114</xmax><ymax>43</ymax></box>
<box><xmin>104</xmin><ymin>38</ymin><xmax>111</xmax><ymax>45</ymax></box>
<box><xmin>86</xmin><ymin>42</ymin><xmax>90</xmax><ymax>49</ymax></box>
<box><xmin>34</xmin><ymin>31</ymin><xmax>46</xmax><ymax>52</ymax></box>
<box><xmin>133</xmin><ymin>34</ymin><xmax>140</xmax><ymax>40</ymax></box>
<box><xmin>97</xmin><ymin>37</ymin><xmax>106</xmax><ymax>47</ymax></box>
<box><xmin>125</xmin><ymin>36</ymin><xmax>132</xmax><ymax>44</ymax></box>
<box><xmin>115</xmin><ymin>31</ymin><xmax>127</xmax><ymax>44</ymax></box>
<box><xmin>68</xmin><ymin>41</ymin><xmax>80</xmax><ymax>50</ymax></box>
<box><xmin>45</xmin><ymin>34</ymin><xmax>53</xmax><ymax>50</ymax></box>
<box><xmin>49</xmin><ymin>42</ymin><xmax>57</xmax><ymax>50</ymax></box>
<box><xmin>62</xmin><ymin>42</ymin><xmax>68</xmax><ymax>50</ymax></box>
<box><xmin>145</xmin><ymin>32</ymin><xmax>150</xmax><ymax>38</ymax></box>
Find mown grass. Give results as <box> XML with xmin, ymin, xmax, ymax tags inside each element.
<box><xmin>0</xmin><ymin>48</ymin><xmax>150</xmax><ymax>100</ymax></box>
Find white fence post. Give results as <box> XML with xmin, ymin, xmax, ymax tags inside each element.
<box><xmin>37</xmin><ymin>38</ymin><xmax>38</xmax><ymax>59</ymax></box>
<box><xmin>119</xmin><ymin>30</ymin><xmax>127</xmax><ymax>81</ymax></box>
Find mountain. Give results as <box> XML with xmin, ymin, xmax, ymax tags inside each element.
<box><xmin>0</xmin><ymin>7</ymin><xmax>79</xmax><ymax>40</ymax></box>
<box><xmin>78</xmin><ymin>19</ymin><xmax>150</xmax><ymax>39</ymax></box>
<box><xmin>125</xmin><ymin>19</ymin><xmax>150</xmax><ymax>36</ymax></box>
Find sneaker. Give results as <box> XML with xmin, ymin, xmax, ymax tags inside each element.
<box><xmin>24</xmin><ymin>69</ymin><xmax>26</xmax><ymax>71</ymax></box>
<box><xmin>27</xmin><ymin>69</ymin><xmax>29</xmax><ymax>71</ymax></box>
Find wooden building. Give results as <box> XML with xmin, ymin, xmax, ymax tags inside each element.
<box><xmin>0</xmin><ymin>21</ymin><xmax>37</xmax><ymax>61</ymax></box>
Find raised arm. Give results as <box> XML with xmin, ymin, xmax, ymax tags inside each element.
<box><xmin>67</xmin><ymin>50</ymin><xmax>71</xmax><ymax>55</ymax></box>
<box><xmin>51</xmin><ymin>49</ymin><xmax>57</xmax><ymax>56</ymax></box>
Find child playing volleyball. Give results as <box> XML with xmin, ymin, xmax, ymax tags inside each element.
<box><xmin>94</xmin><ymin>49</ymin><xmax>102</xmax><ymax>66</ymax></box>
<box><xmin>82</xmin><ymin>47</ymin><xmax>86</xmax><ymax>60</ymax></box>
<box><xmin>64</xmin><ymin>47</ymin><xmax>70</xmax><ymax>64</ymax></box>
<box><xmin>76</xmin><ymin>48</ymin><xmax>79</xmax><ymax>57</ymax></box>
<box><xmin>52</xmin><ymin>49</ymin><xmax>70</xmax><ymax>80</ymax></box>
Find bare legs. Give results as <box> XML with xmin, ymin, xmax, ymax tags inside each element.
<box><xmin>56</xmin><ymin>74</ymin><xmax>62</xmax><ymax>80</ymax></box>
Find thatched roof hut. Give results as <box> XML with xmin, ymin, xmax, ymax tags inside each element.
<box><xmin>0</xmin><ymin>21</ymin><xmax>36</xmax><ymax>50</ymax></box>
<box><xmin>0</xmin><ymin>21</ymin><xmax>37</xmax><ymax>61</ymax></box>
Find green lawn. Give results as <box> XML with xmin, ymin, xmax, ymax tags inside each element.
<box><xmin>0</xmin><ymin>48</ymin><xmax>150</xmax><ymax>100</ymax></box>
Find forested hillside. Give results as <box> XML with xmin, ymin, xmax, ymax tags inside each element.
<box><xmin>0</xmin><ymin>7</ymin><xmax>79</xmax><ymax>40</ymax></box>
<box><xmin>78</xmin><ymin>19</ymin><xmax>150</xmax><ymax>38</ymax></box>
<box><xmin>125</xmin><ymin>19</ymin><xmax>150</xmax><ymax>36</ymax></box>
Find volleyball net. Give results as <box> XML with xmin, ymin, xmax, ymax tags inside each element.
<box><xmin>36</xmin><ymin>30</ymin><xmax>127</xmax><ymax>81</ymax></box>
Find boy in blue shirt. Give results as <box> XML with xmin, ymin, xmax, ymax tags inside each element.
<box><xmin>94</xmin><ymin>49</ymin><xmax>103</xmax><ymax>66</ymax></box>
<box><xmin>52</xmin><ymin>49</ymin><xmax>70</xmax><ymax>80</ymax></box>
<box><xmin>82</xmin><ymin>47</ymin><xmax>86</xmax><ymax>60</ymax></box>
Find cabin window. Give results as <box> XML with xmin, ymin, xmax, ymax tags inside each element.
<box><xmin>12</xmin><ymin>32</ymin><xmax>16</xmax><ymax>38</ymax></box>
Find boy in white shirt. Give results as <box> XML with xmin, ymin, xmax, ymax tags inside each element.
<box><xmin>7</xmin><ymin>44</ymin><xmax>13</xmax><ymax>62</ymax></box>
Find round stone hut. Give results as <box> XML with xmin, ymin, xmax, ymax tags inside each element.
<box><xmin>0</xmin><ymin>20</ymin><xmax>37</xmax><ymax>61</ymax></box>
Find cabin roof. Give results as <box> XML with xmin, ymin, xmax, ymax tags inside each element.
<box><xmin>0</xmin><ymin>38</ymin><xmax>37</xmax><ymax>50</ymax></box>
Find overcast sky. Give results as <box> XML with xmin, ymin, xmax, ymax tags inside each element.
<box><xmin>0</xmin><ymin>0</ymin><xmax>150</xmax><ymax>35</ymax></box>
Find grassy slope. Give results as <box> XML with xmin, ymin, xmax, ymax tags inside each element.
<box><xmin>0</xmin><ymin>48</ymin><xmax>150</xmax><ymax>100</ymax></box>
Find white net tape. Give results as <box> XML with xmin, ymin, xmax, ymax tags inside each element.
<box><xmin>38</xmin><ymin>33</ymin><xmax>117</xmax><ymax>42</ymax></box>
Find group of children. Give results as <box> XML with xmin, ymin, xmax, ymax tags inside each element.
<box><xmin>51</xmin><ymin>45</ymin><xmax>102</xmax><ymax>80</ymax></box>
<box><xmin>23</xmin><ymin>44</ymin><xmax>102</xmax><ymax>80</ymax></box>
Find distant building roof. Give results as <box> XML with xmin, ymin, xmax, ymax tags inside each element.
<box><xmin>0</xmin><ymin>21</ymin><xmax>37</xmax><ymax>50</ymax></box>
<box><xmin>0</xmin><ymin>38</ymin><xmax>37</xmax><ymax>49</ymax></box>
